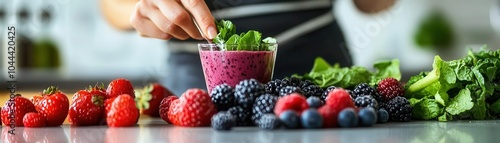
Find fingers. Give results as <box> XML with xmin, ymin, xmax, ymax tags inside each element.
<box><xmin>146</xmin><ymin>9</ymin><xmax>191</xmax><ymax>40</ymax></box>
<box><xmin>154</xmin><ymin>0</ymin><xmax>204</xmax><ymax>39</ymax></box>
<box><xmin>179</xmin><ymin>0</ymin><xmax>217</xmax><ymax>39</ymax></box>
<box><xmin>130</xmin><ymin>2</ymin><xmax>172</xmax><ymax>40</ymax></box>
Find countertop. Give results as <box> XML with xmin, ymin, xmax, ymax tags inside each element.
<box><xmin>1</xmin><ymin>117</ymin><xmax>499</xmax><ymax>143</ymax></box>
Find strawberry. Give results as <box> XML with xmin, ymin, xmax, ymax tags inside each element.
<box><xmin>136</xmin><ymin>83</ymin><xmax>174</xmax><ymax>117</ymax></box>
<box><xmin>159</xmin><ymin>96</ymin><xmax>178</xmax><ymax>124</ymax></box>
<box><xmin>100</xmin><ymin>97</ymin><xmax>116</xmax><ymax>125</ymax></box>
<box><xmin>23</xmin><ymin>112</ymin><xmax>46</xmax><ymax>127</ymax></box>
<box><xmin>106</xmin><ymin>78</ymin><xmax>135</xmax><ymax>99</ymax></box>
<box><xmin>69</xmin><ymin>84</ymin><xmax>106</xmax><ymax>126</ymax></box>
<box><xmin>273</xmin><ymin>93</ymin><xmax>309</xmax><ymax>116</ymax></box>
<box><xmin>167</xmin><ymin>88</ymin><xmax>217</xmax><ymax>127</ymax></box>
<box><xmin>32</xmin><ymin>86</ymin><xmax>70</xmax><ymax>126</ymax></box>
<box><xmin>324</xmin><ymin>88</ymin><xmax>356</xmax><ymax>114</ymax></box>
<box><xmin>1</xmin><ymin>94</ymin><xmax>37</xmax><ymax>126</ymax></box>
<box><xmin>107</xmin><ymin>94</ymin><xmax>139</xmax><ymax>127</ymax></box>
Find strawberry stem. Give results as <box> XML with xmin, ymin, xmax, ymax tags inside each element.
<box><xmin>42</xmin><ymin>86</ymin><xmax>59</xmax><ymax>95</ymax></box>
<box><xmin>92</xmin><ymin>95</ymin><xmax>104</xmax><ymax>106</ymax></box>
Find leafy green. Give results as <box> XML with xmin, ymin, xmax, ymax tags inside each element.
<box><xmin>297</xmin><ymin>57</ymin><xmax>401</xmax><ymax>89</ymax></box>
<box><xmin>212</xmin><ymin>20</ymin><xmax>275</xmax><ymax>51</ymax></box>
<box><xmin>405</xmin><ymin>46</ymin><xmax>500</xmax><ymax>121</ymax></box>
<box><xmin>410</xmin><ymin>97</ymin><xmax>443</xmax><ymax>120</ymax></box>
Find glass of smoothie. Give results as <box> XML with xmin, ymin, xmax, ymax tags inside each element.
<box><xmin>199</xmin><ymin>43</ymin><xmax>277</xmax><ymax>93</ymax></box>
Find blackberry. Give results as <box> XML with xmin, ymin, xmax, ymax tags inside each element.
<box><xmin>267</xmin><ymin>79</ymin><xmax>292</xmax><ymax>96</ymax></box>
<box><xmin>287</xmin><ymin>76</ymin><xmax>304</xmax><ymax>87</ymax></box>
<box><xmin>354</xmin><ymin>95</ymin><xmax>379</xmax><ymax>110</ymax></box>
<box><xmin>258</xmin><ymin>114</ymin><xmax>281</xmax><ymax>130</ymax></box>
<box><xmin>386</xmin><ymin>96</ymin><xmax>412</xmax><ymax>122</ymax></box>
<box><xmin>251</xmin><ymin>94</ymin><xmax>278</xmax><ymax>125</ymax></box>
<box><xmin>211</xmin><ymin>111</ymin><xmax>236</xmax><ymax>130</ymax></box>
<box><xmin>227</xmin><ymin>106</ymin><xmax>252</xmax><ymax>126</ymax></box>
<box><xmin>279</xmin><ymin>86</ymin><xmax>305</xmax><ymax>97</ymax></box>
<box><xmin>353</xmin><ymin>83</ymin><xmax>384</xmax><ymax>103</ymax></box>
<box><xmin>299</xmin><ymin>80</ymin><xmax>314</xmax><ymax>88</ymax></box>
<box><xmin>321</xmin><ymin>86</ymin><xmax>337</xmax><ymax>101</ymax></box>
<box><xmin>235</xmin><ymin>79</ymin><xmax>266</xmax><ymax>110</ymax></box>
<box><xmin>210</xmin><ymin>84</ymin><xmax>235</xmax><ymax>111</ymax></box>
<box><xmin>301</xmin><ymin>85</ymin><xmax>323</xmax><ymax>98</ymax></box>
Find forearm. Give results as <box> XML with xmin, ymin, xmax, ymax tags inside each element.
<box><xmin>99</xmin><ymin>0</ymin><xmax>138</xmax><ymax>31</ymax></box>
<box><xmin>353</xmin><ymin>0</ymin><xmax>396</xmax><ymax>14</ymax></box>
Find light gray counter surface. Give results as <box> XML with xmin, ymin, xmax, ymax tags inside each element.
<box><xmin>1</xmin><ymin>117</ymin><xmax>498</xmax><ymax>143</ymax></box>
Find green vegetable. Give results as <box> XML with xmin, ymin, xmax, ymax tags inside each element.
<box><xmin>296</xmin><ymin>57</ymin><xmax>401</xmax><ymax>89</ymax></box>
<box><xmin>405</xmin><ymin>46</ymin><xmax>500</xmax><ymax>121</ymax></box>
<box><xmin>212</xmin><ymin>20</ymin><xmax>276</xmax><ymax>51</ymax></box>
<box><xmin>414</xmin><ymin>10</ymin><xmax>454</xmax><ymax>50</ymax></box>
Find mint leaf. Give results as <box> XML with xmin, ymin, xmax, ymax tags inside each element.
<box><xmin>213</xmin><ymin>20</ymin><xmax>236</xmax><ymax>44</ymax></box>
<box><xmin>237</xmin><ymin>30</ymin><xmax>261</xmax><ymax>51</ymax></box>
<box><xmin>225</xmin><ymin>34</ymin><xmax>240</xmax><ymax>50</ymax></box>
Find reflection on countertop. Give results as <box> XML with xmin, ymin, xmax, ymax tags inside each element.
<box><xmin>1</xmin><ymin>117</ymin><xmax>498</xmax><ymax>143</ymax></box>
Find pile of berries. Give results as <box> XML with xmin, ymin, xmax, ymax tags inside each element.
<box><xmin>1</xmin><ymin>78</ymin><xmax>176</xmax><ymax>128</ymax></box>
<box><xmin>206</xmin><ymin>77</ymin><xmax>413</xmax><ymax>130</ymax></box>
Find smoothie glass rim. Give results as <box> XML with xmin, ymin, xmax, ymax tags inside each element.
<box><xmin>198</xmin><ymin>43</ymin><xmax>278</xmax><ymax>51</ymax></box>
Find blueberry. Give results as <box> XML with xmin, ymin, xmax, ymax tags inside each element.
<box><xmin>358</xmin><ymin>107</ymin><xmax>377</xmax><ymax>127</ymax></box>
<box><xmin>337</xmin><ymin>108</ymin><xmax>358</xmax><ymax>128</ymax></box>
<box><xmin>258</xmin><ymin>114</ymin><xmax>281</xmax><ymax>130</ymax></box>
<box><xmin>211</xmin><ymin>112</ymin><xmax>236</xmax><ymax>130</ymax></box>
<box><xmin>377</xmin><ymin>108</ymin><xmax>389</xmax><ymax>123</ymax></box>
<box><xmin>306</xmin><ymin>96</ymin><xmax>322</xmax><ymax>108</ymax></box>
<box><xmin>278</xmin><ymin>110</ymin><xmax>300</xmax><ymax>129</ymax></box>
<box><xmin>300</xmin><ymin>109</ymin><xmax>323</xmax><ymax>129</ymax></box>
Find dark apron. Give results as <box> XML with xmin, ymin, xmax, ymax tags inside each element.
<box><xmin>162</xmin><ymin>0</ymin><xmax>352</xmax><ymax>95</ymax></box>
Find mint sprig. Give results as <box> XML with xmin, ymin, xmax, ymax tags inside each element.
<box><xmin>212</xmin><ymin>20</ymin><xmax>276</xmax><ymax>51</ymax></box>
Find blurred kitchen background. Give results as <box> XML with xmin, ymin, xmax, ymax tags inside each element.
<box><xmin>1</xmin><ymin>0</ymin><xmax>500</xmax><ymax>93</ymax></box>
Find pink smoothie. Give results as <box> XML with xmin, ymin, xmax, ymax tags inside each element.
<box><xmin>200</xmin><ymin>50</ymin><xmax>276</xmax><ymax>92</ymax></box>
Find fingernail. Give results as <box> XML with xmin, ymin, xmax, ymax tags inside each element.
<box><xmin>207</xmin><ymin>26</ymin><xmax>217</xmax><ymax>39</ymax></box>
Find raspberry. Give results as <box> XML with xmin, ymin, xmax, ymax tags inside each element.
<box><xmin>377</xmin><ymin>78</ymin><xmax>404</xmax><ymax>101</ymax></box>
<box><xmin>251</xmin><ymin>94</ymin><xmax>278</xmax><ymax>125</ymax></box>
<box><xmin>324</xmin><ymin>88</ymin><xmax>356</xmax><ymax>114</ymax></box>
<box><xmin>168</xmin><ymin>88</ymin><xmax>218</xmax><ymax>127</ymax></box>
<box><xmin>279</xmin><ymin>86</ymin><xmax>304</xmax><ymax>97</ymax></box>
<box><xmin>274</xmin><ymin>93</ymin><xmax>309</xmax><ymax>116</ymax></box>
<box><xmin>210</xmin><ymin>84</ymin><xmax>235</xmax><ymax>111</ymax></box>
<box><xmin>227</xmin><ymin>106</ymin><xmax>252</xmax><ymax>126</ymax></box>
<box><xmin>321</xmin><ymin>86</ymin><xmax>337</xmax><ymax>101</ymax></box>
<box><xmin>301</xmin><ymin>85</ymin><xmax>323</xmax><ymax>98</ymax></box>
<box><xmin>235</xmin><ymin>79</ymin><xmax>266</xmax><ymax>110</ymax></box>
<box><xmin>318</xmin><ymin>105</ymin><xmax>338</xmax><ymax>128</ymax></box>
<box><xmin>386</xmin><ymin>96</ymin><xmax>412</xmax><ymax>122</ymax></box>
<box><xmin>159</xmin><ymin>96</ymin><xmax>179</xmax><ymax>124</ymax></box>
<box><xmin>353</xmin><ymin>83</ymin><xmax>384</xmax><ymax>103</ymax></box>
<box><xmin>211</xmin><ymin>111</ymin><xmax>236</xmax><ymax>130</ymax></box>
<box><xmin>354</xmin><ymin>95</ymin><xmax>379</xmax><ymax>110</ymax></box>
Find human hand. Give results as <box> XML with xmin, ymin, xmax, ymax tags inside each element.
<box><xmin>129</xmin><ymin>0</ymin><xmax>217</xmax><ymax>40</ymax></box>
